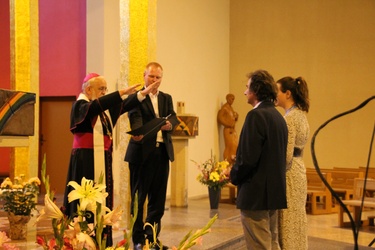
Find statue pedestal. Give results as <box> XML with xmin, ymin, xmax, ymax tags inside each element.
<box><xmin>170</xmin><ymin>114</ymin><xmax>198</xmax><ymax>207</ymax></box>
<box><xmin>170</xmin><ymin>137</ymin><xmax>189</xmax><ymax>207</ymax></box>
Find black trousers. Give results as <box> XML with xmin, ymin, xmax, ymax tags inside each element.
<box><xmin>129</xmin><ymin>143</ymin><xmax>170</xmax><ymax>244</ymax></box>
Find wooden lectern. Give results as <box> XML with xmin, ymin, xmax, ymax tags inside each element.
<box><xmin>170</xmin><ymin>101</ymin><xmax>198</xmax><ymax>207</ymax></box>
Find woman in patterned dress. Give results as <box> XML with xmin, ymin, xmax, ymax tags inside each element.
<box><xmin>276</xmin><ymin>76</ymin><xmax>310</xmax><ymax>250</ymax></box>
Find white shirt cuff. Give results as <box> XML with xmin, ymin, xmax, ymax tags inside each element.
<box><xmin>137</xmin><ymin>91</ymin><xmax>146</xmax><ymax>102</ymax></box>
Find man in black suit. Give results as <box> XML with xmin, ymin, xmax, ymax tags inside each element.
<box><xmin>230</xmin><ymin>69</ymin><xmax>288</xmax><ymax>250</ymax></box>
<box><xmin>125</xmin><ymin>62</ymin><xmax>179</xmax><ymax>250</ymax></box>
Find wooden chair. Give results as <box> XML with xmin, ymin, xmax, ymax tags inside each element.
<box><xmin>338</xmin><ymin>178</ymin><xmax>375</xmax><ymax>228</ymax></box>
<box><xmin>306</xmin><ymin>171</ymin><xmax>333</xmax><ymax>215</ymax></box>
<box><xmin>330</xmin><ymin>170</ymin><xmax>364</xmax><ymax>212</ymax></box>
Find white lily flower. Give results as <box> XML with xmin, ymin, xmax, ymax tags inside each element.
<box><xmin>103</xmin><ymin>206</ymin><xmax>123</xmax><ymax>226</ymax></box>
<box><xmin>81</xmin><ymin>198</ymin><xmax>98</xmax><ymax>214</ymax></box>
<box><xmin>36</xmin><ymin>194</ymin><xmax>64</xmax><ymax>223</ymax></box>
<box><xmin>76</xmin><ymin>232</ymin><xmax>96</xmax><ymax>250</ymax></box>
<box><xmin>68</xmin><ymin>177</ymin><xmax>107</xmax><ymax>211</ymax></box>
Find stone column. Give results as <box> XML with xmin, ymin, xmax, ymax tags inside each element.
<box><xmin>86</xmin><ymin>0</ymin><xmax>157</xmax><ymax>228</ymax></box>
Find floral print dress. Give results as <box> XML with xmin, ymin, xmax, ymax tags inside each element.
<box><xmin>279</xmin><ymin>107</ymin><xmax>310</xmax><ymax>250</ymax></box>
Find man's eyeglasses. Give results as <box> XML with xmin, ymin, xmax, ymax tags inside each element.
<box><xmin>98</xmin><ymin>86</ymin><xmax>108</xmax><ymax>93</ymax></box>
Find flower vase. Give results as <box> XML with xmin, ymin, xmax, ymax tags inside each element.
<box><xmin>7</xmin><ymin>213</ymin><xmax>31</xmax><ymax>240</ymax></box>
<box><xmin>208</xmin><ymin>187</ymin><xmax>221</xmax><ymax>209</ymax></box>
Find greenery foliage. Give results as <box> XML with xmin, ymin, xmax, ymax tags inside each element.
<box><xmin>0</xmin><ymin>174</ymin><xmax>40</xmax><ymax>216</ymax></box>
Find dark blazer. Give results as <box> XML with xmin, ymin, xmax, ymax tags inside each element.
<box><xmin>230</xmin><ymin>101</ymin><xmax>288</xmax><ymax>210</ymax></box>
<box><xmin>125</xmin><ymin>90</ymin><xmax>179</xmax><ymax>164</ymax></box>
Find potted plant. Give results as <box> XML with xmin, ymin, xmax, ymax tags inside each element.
<box><xmin>193</xmin><ymin>152</ymin><xmax>230</xmax><ymax>209</ymax></box>
<box><xmin>0</xmin><ymin>174</ymin><xmax>41</xmax><ymax>240</ymax></box>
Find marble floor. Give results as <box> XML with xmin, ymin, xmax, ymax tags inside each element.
<box><xmin>1</xmin><ymin>196</ymin><xmax>375</xmax><ymax>249</ymax></box>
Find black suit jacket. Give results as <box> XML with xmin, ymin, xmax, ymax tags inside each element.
<box><xmin>125</xmin><ymin>90</ymin><xmax>178</xmax><ymax>164</ymax></box>
<box><xmin>230</xmin><ymin>101</ymin><xmax>288</xmax><ymax>210</ymax></box>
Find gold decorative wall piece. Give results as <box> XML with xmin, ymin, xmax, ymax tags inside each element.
<box><xmin>173</xmin><ymin>116</ymin><xmax>199</xmax><ymax>137</ymax></box>
<box><xmin>0</xmin><ymin>89</ymin><xmax>36</xmax><ymax>136</ymax></box>
<box><xmin>9</xmin><ymin>0</ymin><xmax>39</xmax><ymax>179</ymax></box>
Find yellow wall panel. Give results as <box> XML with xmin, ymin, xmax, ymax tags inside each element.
<box><xmin>129</xmin><ymin>0</ymin><xmax>149</xmax><ymax>86</ymax></box>
<box><xmin>9</xmin><ymin>0</ymin><xmax>39</xmax><ymax>179</ymax></box>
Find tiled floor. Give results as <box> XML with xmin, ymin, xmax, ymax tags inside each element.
<box><xmin>1</xmin><ymin>196</ymin><xmax>375</xmax><ymax>249</ymax></box>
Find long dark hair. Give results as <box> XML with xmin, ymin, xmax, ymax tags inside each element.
<box><xmin>277</xmin><ymin>76</ymin><xmax>310</xmax><ymax>112</ymax></box>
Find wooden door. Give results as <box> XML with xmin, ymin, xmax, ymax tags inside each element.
<box><xmin>39</xmin><ymin>97</ymin><xmax>75</xmax><ymax>197</ymax></box>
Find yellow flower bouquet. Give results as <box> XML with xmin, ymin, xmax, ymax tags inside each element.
<box><xmin>193</xmin><ymin>152</ymin><xmax>230</xmax><ymax>191</ymax></box>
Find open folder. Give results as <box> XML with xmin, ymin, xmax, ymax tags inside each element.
<box><xmin>126</xmin><ymin>114</ymin><xmax>171</xmax><ymax>139</ymax></box>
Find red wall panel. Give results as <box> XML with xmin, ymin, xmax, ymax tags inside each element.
<box><xmin>39</xmin><ymin>0</ymin><xmax>86</xmax><ymax>97</ymax></box>
<box><xmin>0</xmin><ymin>1</ymin><xmax>87</xmax><ymax>175</ymax></box>
<box><xmin>0</xmin><ymin>0</ymin><xmax>11</xmax><ymax>176</ymax></box>
<box><xmin>0</xmin><ymin>0</ymin><xmax>10</xmax><ymax>89</ymax></box>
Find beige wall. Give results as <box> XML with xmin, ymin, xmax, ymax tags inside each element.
<box><xmin>157</xmin><ymin>0</ymin><xmax>375</xmax><ymax>198</ymax></box>
<box><xmin>157</xmin><ymin>0</ymin><xmax>230</xmax><ymax>197</ymax></box>
<box><xmin>230</xmin><ymin>0</ymin><xmax>375</xmax><ymax>170</ymax></box>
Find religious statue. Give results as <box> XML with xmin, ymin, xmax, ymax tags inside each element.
<box><xmin>217</xmin><ymin>93</ymin><xmax>238</xmax><ymax>164</ymax></box>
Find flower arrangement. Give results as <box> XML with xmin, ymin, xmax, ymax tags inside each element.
<box><xmin>193</xmin><ymin>152</ymin><xmax>230</xmax><ymax>191</ymax></box>
<box><xmin>0</xmin><ymin>174</ymin><xmax>41</xmax><ymax>216</ymax></box>
<box><xmin>36</xmin><ymin>174</ymin><xmax>126</xmax><ymax>250</ymax></box>
<box><xmin>36</xmin><ymin>155</ymin><xmax>122</xmax><ymax>250</ymax></box>
<box><xmin>0</xmin><ymin>162</ymin><xmax>217</xmax><ymax>250</ymax></box>
<box><xmin>31</xmin><ymin>155</ymin><xmax>218</xmax><ymax>250</ymax></box>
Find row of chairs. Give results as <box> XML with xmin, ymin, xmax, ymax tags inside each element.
<box><xmin>306</xmin><ymin>166</ymin><xmax>375</xmax><ymax>215</ymax></box>
<box><xmin>220</xmin><ymin>167</ymin><xmax>375</xmax><ymax>215</ymax></box>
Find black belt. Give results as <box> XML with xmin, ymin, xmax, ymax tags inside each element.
<box><xmin>293</xmin><ymin>147</ymin><xmax>303</xmax><ymax>157</ymax></box>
